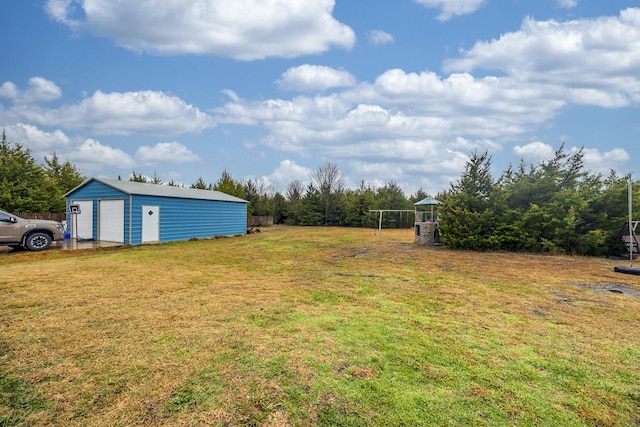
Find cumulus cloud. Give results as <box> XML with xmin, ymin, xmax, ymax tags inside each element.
<box><xmin>513</xmin><ymin>141</ymin><xmax>556</xmax><ymax>163</ymax></box>
<box><xmin>9</xmin><ymin>88</ymin><xmax>213</xmax><ymax>136</ymax></box>
<box><xmin>413</xmin><ymin>0</ymin><xmax>485</xmax><ymax>21</ymax></box>
<box><xmin>277</xmin><ymin>65</ymin><xmax>357</xmax><ymax>92</ymax></box>
<box><xmin>3</xmin><ymin>123</ymin><xmax>71</xmax><ymax>158</ymax></box>
<box><xmin>581</xmin><ymin>147</ymin><xmax>630</xmax><ymax>174</ymax></box>
<box><xmin>8</xmin><ymin>7</ymin><xmax>637</xmax><ymax>192</ymax></box>
<box><xmin>444</xmin><ymin>8</ymin><xmax>640</xmax><ymax>106</ymax></box>
<box><xmin>513</xmin><ymin>141</ymin><xmax>628</xmax><ymax>174</ymax></box>
<box><xmin>45</xmin><ymin>0</ymin><xmax>355</xmax><ymax>60</ymax></box>
<box><xmin>0</xmin><ymin>77</ymin><xmax>62</xmax><ymax>104</ymax></box>
<box><xmin>261</xmin><ymin>159</ymin><xmax>312</xmax><ymax>191</ymax></box>
<box><xmin>0</xmin><ymin>82</ymin><xmax>19</xmax><ymax>99</ymax></box>
<box><xmin>136</xmin><ymin>141</ymin><xmax>201</xmax><ymax>163</ymax></box>
<box><xmin>367</xmin><ymin>30</ymin><xmax>394</xmax><ymax>45</ymax></box>
<box><xmin>44</xmin><ymin>0</ymin><xmax>75</xmax><ymax>24</ymax></box>
<box><xmin>69</xmin><ymin>138</ymin><xmax>135</xmax><ymax>170</ymax></box>
<box><xmin>557</xmin><ymin>0</ymin><xmax>577</xmax><ymax>9</ymax></box>
<box><xmin>213</xmin><ymin>7</ymin><xmax>640</xmax><ymax>191</ymax></box>
<box><xmin>224</xmin><ymin>68</ymin><xmax>565</xmax><ymax>150</ymax></box>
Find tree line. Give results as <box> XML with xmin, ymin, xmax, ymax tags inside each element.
<box><xmin>127</xmin><ymin>162</ymin><xmax>422</xmax><ymax>229</ymax></box>
<box><xmin>0</xmin><ymin>130</ymin><xmax>85</xmax><ymax>213</ymax></box>
<box><xmin>1</xmin><ymin>130</ymin><xmax>634</xmax><ymax>256</ymax></box>
<box><xmin>439</xmin><ymin>147</ymin><xmax>633</xmax><ymax>256</ymax></box>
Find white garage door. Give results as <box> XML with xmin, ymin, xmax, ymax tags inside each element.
<box><xmin>71</xmin><ymin>200</ymin><xmax>93</xmax><ymax>240</ymax></box>
<box><xmin>99</xmin><ymin>199</ymin><xmax>124</xmax><ymax>243</ymax></box>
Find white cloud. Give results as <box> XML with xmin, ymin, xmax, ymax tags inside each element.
<box><xmin>444</xmin><ymin>9</ymin><xmax>640</xmax><ymax>107</ymax></box>
<box><xmin>277</xmin><ymin>65</ymin><xmax>357</xmax><ymax>92</ymax></box>
<box><xmin>580</xmin><ymin>147</ymin><xmax>630</xmax><ymax>175</ymax></box>
<box><xmin>452</xmin><ymin>136</ymin><xmax>502</xmax><ymax>152</ymax></box>
<box><xmin>45</xmin><ymin>0</ymin><xmax>355</xmax><ymax>60</ymax></box>
<box><xmin>3</xmin><ymin>123</ymin><xmax>71</xmax><ymax>158</ymax></box>
<box><xmin>220</xmin><ymin>68</ymin><xmax>567</xmax><ymax>153</ymax></box>
<box><xmin>69</xmin><ymin>138</ymin><xmax>135</xmax><ymax>170</ymax></box>
<box><xmin>0</xmin><ymin>77</ymin><xmax>62</xmax><ymax>104</ymax></box>
<box><xmin>11</xmin><ymin>89</ymin><xmax>213</xmax><ymax>136</ymax></box>
<box><xmin>136</xmin><ymin>141</ymin><xmax>201</xmax><ymax>163</ymax></box>
<box><xmin>7</xmin><ymin>7</ymin><xmax>637</xmax><ymax>192</ymax></box>
<box><xmin>0</xmin><ymin>82</ymin><xmax>19</xmax><ymax>99</ymax></box>
<box><xmin>261</xmin><ymin>159</ymin><xmax>312</xmax><ymax>191</ymax></box>
<box><xmin>513</xmin><ymin>141</ymin><xmax>556</xmax><ymax>163</ymax></box>
<box><xmin>513</xmin><ymin>142</ymin><xmax>629</xmax><ymax>175</ymax></box>
<box><xmin>557</xmin><ymin>0</ymin><xmax>577</xmax><ymax>9</ymax></box>
<box><xmin>413</xmin><ymin>0</ymin><xmax>485</xmax><ymax>21</ymax></box>
<box><xmin>44</xmin><ymin>0</ymin><xmax>74</xmax><ymax>24</ymax></box>
<box><xmin>367</xmin><ymin>30</ymin><xmax>394</xmax><ymax>45</ymax></box>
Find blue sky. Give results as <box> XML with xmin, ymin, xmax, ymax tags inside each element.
<box><xmin>1</xmin><ymin>0</ymin><xmax>639</xmax><ymax>197</ymax></box>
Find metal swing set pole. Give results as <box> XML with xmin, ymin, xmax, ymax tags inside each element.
<box><xmin>628</xmin><ymin>175</ymin><xmax>633</xmax><ymax>267</ymax></box>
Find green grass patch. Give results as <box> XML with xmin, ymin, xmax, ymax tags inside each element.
<box><xmin>1</xmin><ymin>226</ymin><xmax>639</xmax><ymax>425</ymax></box>
<box><xmin>0</xmin><ymin>344</ymin><xmax>50</xmax><ymax>427</ymax></box>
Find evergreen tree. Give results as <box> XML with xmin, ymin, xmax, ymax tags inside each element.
<box><xmin>298</xmin><ymin>184</ymin><xmax>323</xmax><ymax>225</ymax></box>
<box><xmin>150</xmin><ymin>171</ymin><xmax>163</xmax><ymax>185</ymax></box>
<box><xmin>130</xmin><ymin>171</ymin><xmax>149</xmax><ymax>183</ymax></box>
<box><xmin>344</xmin><ymin>181</ymin><xmax>375</xmax><ymax>227</ymax></box>
<box><xmin>285</xmin><ymin>180</ymin><xmax>304</xmax><ymax>225</ymax></box>
<box><xmin>438</xmin><ymin>150</ymin><xmax>498</xmax><ymax>250</ymax></box>
<box><xmin>410</xmin><ymin>188</ymin><xmax>430</xmax><ymax>204</ymax></box>
<box><xmin>0</xmin><ymin>130</ymin><xmax>51</xmax><ymax>212</ymax></box>
<box><xmin>271</xmin><ymin>192</ymin><xmax>288</xmax><ymax>224</ymax></box>
<box><xmin>239</xmin><ymin>179</ymin><xmax>273</xmax><ymax>218</ymax></box>
<box><xmin>43</xmin><ymin>151</ymin><xmax>85</xmax><ymax>212</ymax></box>
<box><xmin>374</xmin><ymin>182</ymin><xmax>412</xmax><ymax>228</ymax></box>
<box><xmin>191</xmin><ymin>177</ymin><xmax>209</xmax><ymax>189</ymax></box>
<box><xmin>214</xmin><ymin>170</ymin><xmax>245</xmax><ymax>199</ymax></box>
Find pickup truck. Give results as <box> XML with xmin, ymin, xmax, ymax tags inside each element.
<box><xmin>0</xmin><ymin>209</ymin><xmax>65</xmax><ymax>251</ymax></box>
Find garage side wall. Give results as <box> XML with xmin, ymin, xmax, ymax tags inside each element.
<box><xmin>66</xmin><ymin>181</ymin><xmax>129</xmax><ymax>242</ymax></box>
<box><xmin>131</xmin><ymin>195</ymin><xmax>247</xmax><ymax>245</ymax></box>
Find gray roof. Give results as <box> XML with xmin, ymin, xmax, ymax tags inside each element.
<box><xmin>66</xmin><ymin>177</ymin><xmax>248</xmax><ymax>203</ymax></box>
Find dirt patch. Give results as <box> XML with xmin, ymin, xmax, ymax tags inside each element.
<box><xmin>567</xmin><ymin>282</ymin><xmax>640</xmax><ymax>298</ymax></box>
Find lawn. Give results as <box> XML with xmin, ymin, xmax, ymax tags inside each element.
<box><xmin>1</xmin><ymin>226</ymin><xmax>639</xmax><ymax>426</ymax></box>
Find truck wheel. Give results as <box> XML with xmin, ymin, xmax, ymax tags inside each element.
<box><xmin>25</xmin><ymin>232</ymin><xmax>52</xmax><ymax>251</ymax></box>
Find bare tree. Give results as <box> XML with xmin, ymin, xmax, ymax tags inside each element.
<box><xmin>310</xmin><ymin>161</ymin><xmax>345</xmax><ymax>224</ymax></box>
<box><xmin>286</xmin><ymin>180</ymin><xmax>304</xmax><ymax>203</ymax></box>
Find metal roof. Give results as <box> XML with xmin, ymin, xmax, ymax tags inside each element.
<box><xmin>414</xmin><ymin>197</ymin><xmax>441</xmax><ymax>206</ymax></box>
<box><xmin>65</xmin><ymin>177</ymin><xmax>248</xmax><ymax>203</ymax></box>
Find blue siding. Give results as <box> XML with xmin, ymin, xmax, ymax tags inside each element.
<box><xmin>130</xmin><ymin>195</ymin><xmax>247</xmax><ymax>245</ymax></box>
<box><xmin>66</xmin><ymin>179</ymin><xmax>247</xmax><ymax>245</ymax></box>
<box><xmin>66</xmin><ymin>180</ymin><xmax>129</xmax><ymax>242</ymax></box>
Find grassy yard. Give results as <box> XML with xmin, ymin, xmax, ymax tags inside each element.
<box><xmin>1</xmin><ymin>226</ymin><xmax>639</xmax><ymax>426</ymax></box>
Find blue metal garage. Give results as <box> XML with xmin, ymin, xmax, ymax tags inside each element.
<box><xmin>64</xmin><ymin>178</ymin><xmax>248</xmax><ymax>245</ymax></box>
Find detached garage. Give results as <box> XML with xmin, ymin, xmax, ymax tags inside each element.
<box><xmin>64</xmin><ymin>178</ymin><xmax>248</xmax><ymax>245</ymax></box>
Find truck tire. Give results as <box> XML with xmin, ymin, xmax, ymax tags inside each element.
<box><xmin>25</xmin><ymin>232</ymin><xmax>52</xmax><ymax>251</ymax></box>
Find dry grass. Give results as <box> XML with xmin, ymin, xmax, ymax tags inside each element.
<box><xmin>1</xmin><ymin>226</ymin><xmax>639</xmax><ymax>426</ymax></box>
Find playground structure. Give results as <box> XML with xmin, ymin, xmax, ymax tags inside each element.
<box><xmin>614</xmin><ymin>176</ymin><xmax>640</xmax><ymax>275</ymax></box>
<box><xmin>369</xmin><ymin>196</ymin><xmax>442</xmax><ymax>245</ymax></box>
<box><xmin>413</xmin><ymin>197</ymin><xmax>441</xmax><ymax>246</ymax></box>
<box><xmin>619</xmin><ymin>221</ymin><xmax>639</xmax><ymax>254</ymax></box>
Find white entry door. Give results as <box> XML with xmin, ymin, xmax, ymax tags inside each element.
<box><xmin>71</xmin><ymin>200</ymin><xmax>93</xmax><ymax>240</ymax></box>
<box><xmin>142</xmin><ymin>205</ymin><xmax>160</xmax><ymax>243</ymax></box>
<box><xmin>99</xmin><ymin>199</ymin><xmax>124</xmax><ymax>243</ymax></box>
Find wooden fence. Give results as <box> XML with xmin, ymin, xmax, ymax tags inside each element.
<box><xmin>247</xmin><ymin>216</ymin><xmax>273</xmax><ymax>227</ymax></box>
<box><xmin>12</xmin><ymin>212</ymin><xmax>67</xmax><ymax>222</ymax></box>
